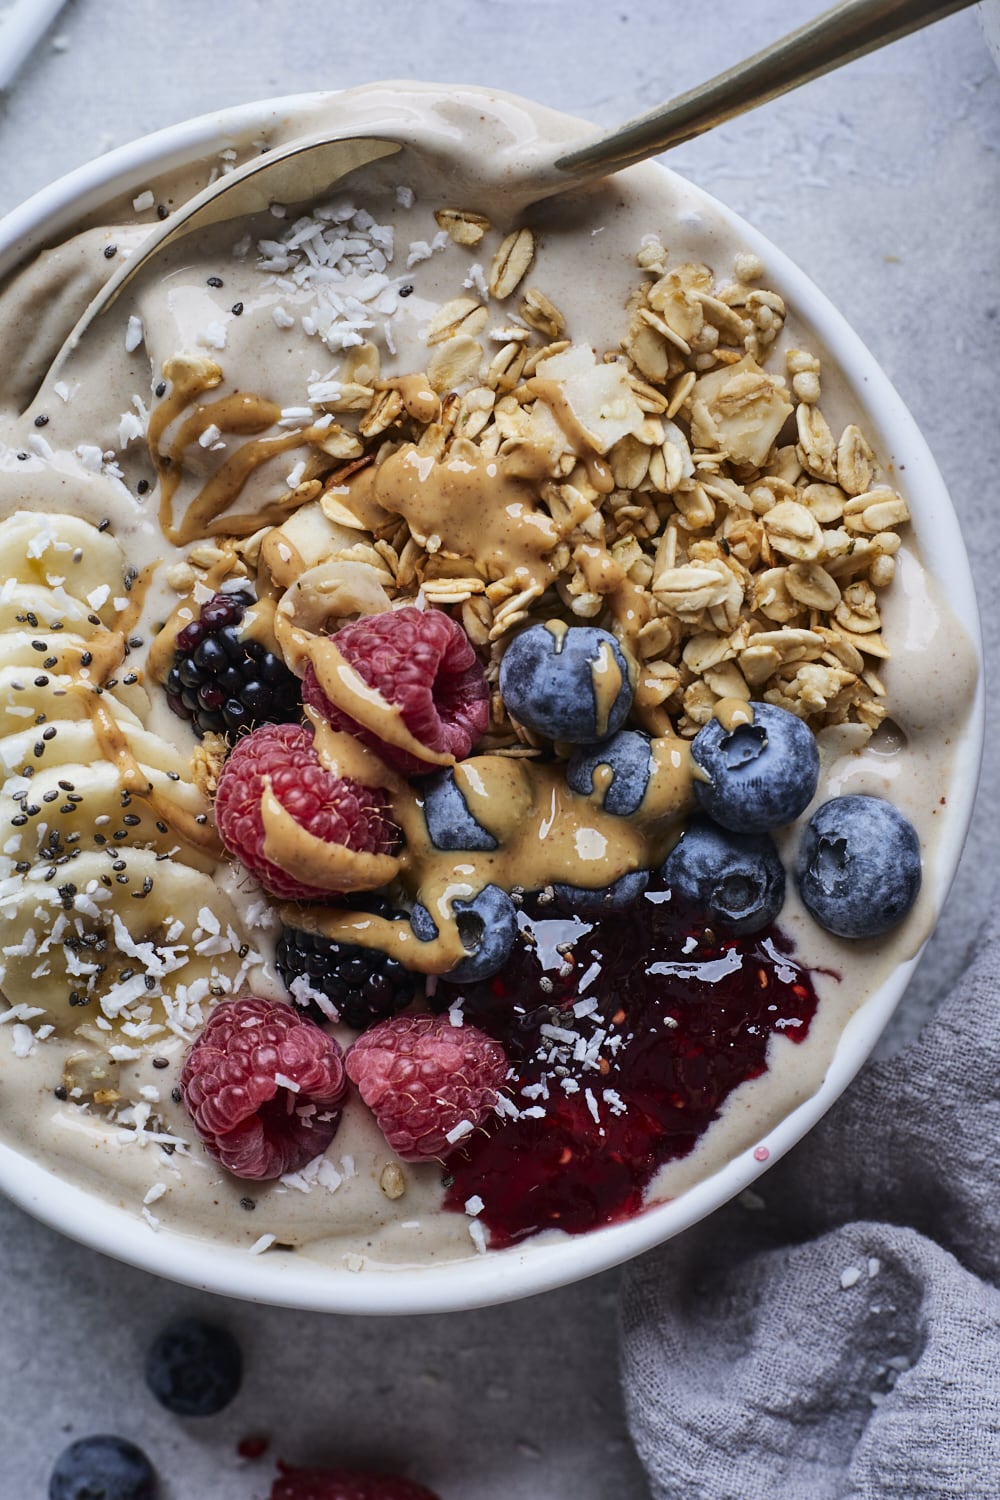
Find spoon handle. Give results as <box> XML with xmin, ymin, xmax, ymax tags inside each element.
<box><xmin>554</xmin><ymin>0</ymin><xmax>978</xmax><ymax>176</ymax></box>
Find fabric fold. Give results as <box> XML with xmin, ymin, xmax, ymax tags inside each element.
<box><xmin>619</xmin><ymin>906</ymin><xmax>1000</xmax><ymax>1499</ymax></box>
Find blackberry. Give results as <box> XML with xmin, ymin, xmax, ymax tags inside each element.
<box><xmin>277</xmin><ymin>904</ymin><xmax>417</xmax><ymax>1030</ymax></box>
<box><xmin>164</xmin><ymin>590</ymin><xmax>300</xmax><ymax>739</ymax></box>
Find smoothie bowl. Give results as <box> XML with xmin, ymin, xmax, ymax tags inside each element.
<box><xmin>0</xmin><ymin>84</ymin><xmax>983</xmax><ymax>1314</ymax></box>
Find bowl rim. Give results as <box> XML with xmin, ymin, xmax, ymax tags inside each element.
<box><xmin>0</xmin><ymin>88</ymin><xmax>985</xmax><ymax>1315</ymax></box>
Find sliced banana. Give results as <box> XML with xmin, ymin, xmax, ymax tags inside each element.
<box><xmin>0</xmin><ymin>665</ymin><xmax>143</xmax><ymax>736</ymax></box>
<box><xmin>0</xmin><ymin>581</ymin><xmax>110</xmax><ymax>639</ymax></box>
<box><xmin>0</xmin><ymin>719</ymin><xmax>192</xmax><ymax>780</ymax></box>
<box><xmin>0</xmin><ymin>847</ymin><xmax>260</xmax><ymax>1043</ymax></box>
<box><xmin>0</xmin><ymin>512</ymin><xmax>254</xmax><ymax>1061</ymax></box>
<box><xmin>0</xmin><ymin>717</ymin><xmax>217</xmax><ymax>873</ymax></box>
<box><xmin>0</xmin><ymin>631</ymin><xmax>150</xmax><ymax>719</ymax></box>
<box><xmin>0</xmin><ymin>510</ymin><xmax>128</xmax><ymax>626</ymax></box>
<box><xmin>0</xmin><ymin>758</ymin><xmax>208</xmax><ymax>861</ymax></box>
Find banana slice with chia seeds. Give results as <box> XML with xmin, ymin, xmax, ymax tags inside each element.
<box><xmin>0</xmin><ymin>719</ymin><xmax>192</xmax><ymax>780</ymax></box>
<box><xmin>0</xmin><ymin>510</ymin><xmax>129</xmax><ymax>626</ymax></box>
<box><xmin>0</xmin><ymin>847</ymin><xmax>261</xmax><ymax>1044</ymax></box>
<box><xmin>0</xmin><ymin>665</ymin><xmax>143</xmax><ymax>735</ymax></box>
<box><xmin>0</xmin><ymin>759</ymin><xmax>209</xmax><ymax>864</ymax></box>
<box><xmin>0</xmin><ymin>717</ymin><xmax>218</xmax><ymax>869</ymax></box>
<box><xmin>0</xmin><ymin>581</ymin><xmax>112</xmax><ymax>638</ymax></box>
<box><xmin>0</xmin><ymin>631</ymin><xmax>150</xmax><ymax>719</ymax></box>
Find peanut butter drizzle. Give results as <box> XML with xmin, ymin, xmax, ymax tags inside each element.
<box><xmin>573</xmin><ymin>541</ymin><xmax>626</xmax><ymax>595</ymax></box>
<box><xmin>74</xmin><ymin>630</ymin><xmax>128</xmax><ymax>686</ymax></box>
<box><xmin>112</xmin><ymin>563</ymin><xmax>156</xmax><ymax>640</ymax></box>
<box><xmin>204</xmin><ymin>489</ymin><xmax>320</xmax><ymax>540</ymax></box>
<box><xmin>240</xmin><ymin>591</ymin><xmax>281</xmax><ymax>657</ymax></box>
<box><xmin>260</xmin><ymin>527</ymin><xmax>308</xmax><ymax>591</ymax></box>
<box><xmin>146</xmin><ymin>602</ymin><xmax>195</xmax><ymax>684</ymax></box>
<box><xmin>288</xmin><ymin>742</ymin><xmax>695</xmax><ymax>975</ymax></box>
<box><xmin>307</xmin><ymin>708</ymin><xmax>409</xmax><ymax>795</ymax></box>
<box><xmin>77</xmin><ymin>689</ymin><xmax>223</xmax><ymax>857</ymax></box>
<box><xmin>347</xmin><ymin>440</ymin><xmax>564</xmax><ymax>587</ymax></box>
<box><xmin>714</xmin><ymin>696</ymin><xmax>754</xmax><ymax>730</ymax></box>
<box><xmin>592</xmin><ymin>640</ymin><xmax>625</xmax><ymax>738</ymax></box>
<box><xmin>260</xmin><ymin>780</ymin><xmax>400</xmax><ymax>892</ymax></box>
<box><xmin>376</xmin><ymin>374</ymin><xmax>440</xmax><ymax>425</ymax></box>
<box><xmin>148</xmin><ymin>355</ymin><xmax>324</xmax><ymax>546</ymax></box>
<box><xmin>522</xmin><ymin>377</ymin><xmax>615</xmax><ymax>494</ymax></box>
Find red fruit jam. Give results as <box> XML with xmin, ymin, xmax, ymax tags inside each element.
<box><xmin>440</xmin><ymin>880</ymin><xmax>820</xmax><ymax>1247</ymax></box>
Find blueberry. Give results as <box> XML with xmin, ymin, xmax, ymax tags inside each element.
<box><xmin>691</xmin><ymin>703</ymin><xmax>819</xmax><ymax>833</ymax></box>
<box><xmin>566</xmin><ymin>730</ymin><xmax>653</xmax><ymax>815</ymax></box>
<box><xmin>421</xmin><ymin>769</ymin><xmax>497</xmax><ymax>851</ymax></box>
<box><xmin>144</xmin><ymin>1317</ymin><xmax>242</xmax><ymax>1416</ymax></box>
<box><xmin>660</xmin><ymin>814</ymin><xmax>786</xmax><ymax>934</ymax></box>
<box><xmin>411</xmin><ymin>883</ymin><xmax>517</xmax><ymax>982</ymax></box>
<box><xmin>554</xmin><ymin>868</ymin><xmax>651</xmax><ymax>914</ymax></box>
<box><xmin>796</xmin><ymin>795</ymin><xmax>921</xmax><ymax>939</ymax></box>
<box><xmin>49</xmin><ymin>1435</ymin><xmax>156</xmax><ymax>1500</ymax></box>
<box><xmin>498</xmin><ymin>623</ymin><xmax>633</xmax><ymax>744</ymax></box>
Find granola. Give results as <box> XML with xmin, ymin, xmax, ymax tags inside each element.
<box><xmin>170</xmin><ymin>222</ymin><xmax>909</xmax><ymax>750</ymax></box>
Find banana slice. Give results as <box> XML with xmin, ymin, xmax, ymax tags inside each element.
<box><xmin>0</xmin><ymin>629</ymin><xmax>151</xmax><ymax>719</ymax></box>
<box><xmin>0</xmin><ymin>847</ymin><xmax>260</xmax><ymax>1043</ymax></box>
<box><xmin>0</xmin><ymin>665</ymin><xmax>143</xmax><ymax>735</ymax></box>
<box><xmin>0</xmin><ymin>511</ymin><xmax>128</xmax><ymax>626</ymax></box>
<box><xmin>0</xmin><ymin>758</ymin><xmax>208</xmax><ymax>862</ymax></box>
<box><xmin>0</xmin><ymin>718</ymin><xmax>192</xmax><ymax>777</ymax></box>
<box><xmin>0</xmin><ymin>717</ymin><xmax>217</xmax><ymax>870</ymax></box>
<box><xmin>0</xmin><ymin>581</ymin><xmax>110</xmax><ymax>639</ymax></box>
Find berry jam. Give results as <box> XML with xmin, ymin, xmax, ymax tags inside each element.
<box><xmin>440</xmin><ymin>879</ymin><xmax>820</xmax><ymax>1247</ymax></box>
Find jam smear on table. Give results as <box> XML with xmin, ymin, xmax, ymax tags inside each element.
<box><xmin>441</xmin><ymin>879</ymin><xmax>821</xmax><ymax>1247</ymax></box>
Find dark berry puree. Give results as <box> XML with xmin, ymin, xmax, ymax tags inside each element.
<box><xmin>440</xmin><ymin>880</ymin><xmax>820</xmax><ymax>1248</ymax></box>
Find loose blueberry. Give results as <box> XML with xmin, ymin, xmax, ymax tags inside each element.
<box><xmin>691</xmin><ymin>703</ymin><xmax>820</xmax><ymax>833</ymax></box>
<box><xmin>421</xmin><ymin>769</ymin><xmax>497</xmax><ymax>851</ymax></box>
<box><xmin>144</xmin><ymin>1317</ymin><xmax>242</xmax><ymax>1416</ymax></box>
<box><xmin>660</xmin><ymin>814</ymin><xmax>786</xmax><ymax>935</ymax></box>
<box><xmin>566</xmin><ymin>729</ymin><xmax>653</xmax><ymax>816</ymax></box>
<box><xmin>554</xmin><ymin>868</ymin><xmax>651</xmax><ymax>914</ymax></box>
<box><xmin>796</xmin><ymin>794</ymin><xmax>921</xmax><ymax>939</ymax></box>
<box><xmin>498</xmin><ymin>622</ymin><xmax>633</xmax><ymax>744</ymax></box>
<box><xmin>49</xmin><ymin>1436</ymin><xmax>156</xmax><ymax>1500</ymax></box>
<box><xmin>411</xmin><ymin>884</ymin><xmax>517</xmax><ymax>983</ymax></box>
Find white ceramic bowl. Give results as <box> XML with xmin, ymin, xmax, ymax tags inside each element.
<box><xmin>0</xmin><ymin>91</ymin><xmax>984</xmax><ymax>1314</ymax></box>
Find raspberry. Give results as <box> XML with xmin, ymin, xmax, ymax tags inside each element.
<box><xmin>214</xmin><ymin>723</ymin><xmax>401</xmax><ymax>901</ymax></box>
<box><xmin>165</xmin><ymin>590</ymin><xmax>301</xmax><ymax>740</ymax></box>
<box><xmin>302</xmin><ymin>606</ymin><xmax>489</xmax><ymax>776</ymax></box>
<box><xmin>345</xmin><ymin>1012</ymin><xmax>508</xmax><ymax>1160</ymax></box>
<box><xmin>270</xmin><ymin>1464</ymin><xmax>441</xmax><ymax>1500</ymax></box>
<box><xmin>277</xmin><ymin>908</ymin><xmax>417</xmax><ymax>1030</ymax></box>
<box><xmin>179</xmin><ymin>996</ymin><xmax>348</xmax><ymax>1180</ymax></box>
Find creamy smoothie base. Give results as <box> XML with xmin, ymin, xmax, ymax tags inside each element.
<box><xmin>0</xmin><ymin>86</ymin><xmax>978</xmax><ymax>1272</ymax></box>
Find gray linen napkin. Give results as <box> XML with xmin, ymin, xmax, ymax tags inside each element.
<box><xmin>619</xmin><ymin>906</ymin><xmax>1000</xmax><ymax>1500</ymax></box>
